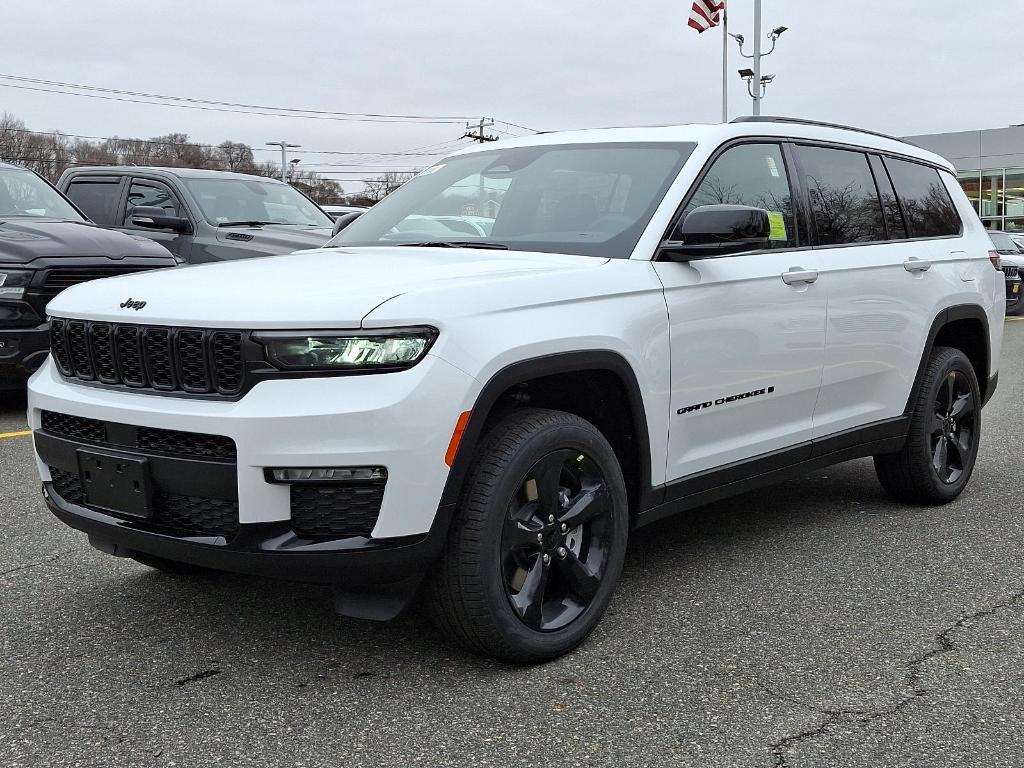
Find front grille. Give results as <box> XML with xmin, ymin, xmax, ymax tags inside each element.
<box><xmin>50</xmin><ymin>319</ymin><xmax>246</xmax><ymax>396</ymax></box>
<box><xmin>40</xmin><ymin>410</ymin><xmax>237</xmax><ymax>462</ymax></box>
<box><xmin>48</xmin><ymin>467</ymin><xmax>239</xmax><ymax>537</ymax></box>
<box><xmin>290</xmin><ymin>483</ymin><xmax>385</xmax><ymax>539</ymax></box>
<box><xmin>1003</xmin><ymin>265</ymin><xmax>1020</xmax><ymax>279</ymax></box>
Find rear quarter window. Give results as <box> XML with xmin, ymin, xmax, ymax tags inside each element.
<box><xmin>884</xmin><ymin>158</ymin><xmax>962</xmax><ymax>238</ymax></box>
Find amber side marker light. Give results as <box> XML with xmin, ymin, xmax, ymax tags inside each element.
<box><xmin>445</xmin><ymin>411</ymin><xmax>472</xmax><ymax>466</ymax></box>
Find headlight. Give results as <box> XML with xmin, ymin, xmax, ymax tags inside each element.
<box><xmin>255</xmin><ymin>327</ymin><xmax>438</xmax><ymax>372</ymax></box>
<box><xmin>0</xmin><ymin>269</ymin><xmax>32</xmax><ymax>300</ymax></box>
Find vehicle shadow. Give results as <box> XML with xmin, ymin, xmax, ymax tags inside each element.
<box><xmin>47</xmin><ymin>457</ymin><xmax>902</xmax><ymax>681</ymax></box>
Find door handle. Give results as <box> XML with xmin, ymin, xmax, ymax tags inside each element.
<box><xmin>903</xmin><ymin>257</ymin><xmax>932</xmax><ymax>273</ymax></box>
<box><xmin>782</xmin><ymin>267</ymin><xmax>819</xmax><ymax>285</ymax></box>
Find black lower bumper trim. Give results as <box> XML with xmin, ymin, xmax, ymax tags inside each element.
<box><xmin>0</xmin><ymin>323</ymin><xmax>49</xmax><ymax>389</ymax></box>
<box><xmin>44</xmin><ymin>483</ymin><xmax>449</xmax><ymax>586</ymax></box>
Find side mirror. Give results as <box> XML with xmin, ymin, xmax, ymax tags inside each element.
<box><xmin>332</xmin><ymin>211</ymin><xmax>363</xmax><ymax>237</ymax></box>
<box><xmin>130</xmin><ymin>206</ymin><xmax>191</xmax><ymax>234</ymax></box>
<box><xmin>661</xmin><ymin>204</ymin><xmax>772</xmax><ymax>260</ymax></box>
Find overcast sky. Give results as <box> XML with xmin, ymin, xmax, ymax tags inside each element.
<box><xmin>2</xmin><ymin>0</ymin><xmax>1022</xmax><ymax>189</ymax></box>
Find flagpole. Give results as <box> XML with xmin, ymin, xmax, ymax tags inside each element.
<box><xmin>721</xmin><ymin>5</ymin><xmax>729</xmax><ymax>123</ymax></box>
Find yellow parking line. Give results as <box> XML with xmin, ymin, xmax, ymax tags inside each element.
<box><xmin>0</xmin><ymin>430</ymin><xmax>31</xmax><ymax>439</ymax></box>
<box><xmin>1007</xmin><ymin>316</ymin><xmax>1024</xmax><ymax>322</ymax></box>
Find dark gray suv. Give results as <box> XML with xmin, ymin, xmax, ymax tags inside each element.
<box><xmin>58</xmin><ymin>167</ymin><xmax>334</xmax><ymax>262</ymax></box>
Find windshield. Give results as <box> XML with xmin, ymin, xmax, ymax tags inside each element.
<box><xmin>333</xmin><ymin>142</ymin><xmax>695</xmax><ymax>258</ymax></box>
<box><xmin>0</xmin><ymin>168</ymin><xmax>84</xmax><ymax>221</ymax></box>
<box><xmin>182</xmin><ymin>177</ymin><xmax>333</xmax><ymax>227</ymax></box>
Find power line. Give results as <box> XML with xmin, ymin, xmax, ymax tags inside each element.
<box><xmin>0</xmin><ymin>73</ymin><xmax>482</xmax><ymax>123</ymax></box>
<box><xmin>0</xmin><ymin>81</ymin><xmax>470</xmax><ymax>125</ymax></box>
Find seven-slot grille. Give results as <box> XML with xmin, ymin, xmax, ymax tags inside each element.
<box><xmin>1003</xmin><ymin>264</ymin><xmax>1020</xmax><ymax>279</ymax></box>
<box><xmin>49</xmin><ymin>319</ymin><xmax>245</xmax><ymax>396</ymax></box>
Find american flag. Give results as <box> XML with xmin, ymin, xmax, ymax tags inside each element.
<box><xmin>688</xmin><ymin>0</ymin><xmax>725</xmax><ymax>33</ymax></box>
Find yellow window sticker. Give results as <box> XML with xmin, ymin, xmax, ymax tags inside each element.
<box><xmin>767</xmin><ymin>211</ymin><xmax>788</xmax><ymax>241</ymax></box>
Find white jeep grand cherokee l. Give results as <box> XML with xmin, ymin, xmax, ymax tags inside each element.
<box><xmin>29</xmin><ymin>117</ymin><xmax>1004</xmax><ymax>662</ymax></box>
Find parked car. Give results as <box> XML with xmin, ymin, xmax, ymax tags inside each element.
<box><xmin>321</xmin><ymin>204</ymin><xmax>368</xmax><ymax>221</ymax></box>
<box><xmin>988</xmin><ymin>230</ymin><xmax>1023</xmax><ymax>312</ymax></box>
<box><xmin>0</xmin><ymin>162</ymin><xmax>176</xmax><ymax>390</ymax></box>
<box><xmin>30</xmin><ymin>117</ymin><xmax>1002</xmax><ymax>661</ymax></box>
<box><xmin>58</xmin><ymin>167</ymin><xmax>334</xmax><ymax>263</ymax></box>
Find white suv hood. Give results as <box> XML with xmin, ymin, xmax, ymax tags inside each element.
<box><xmin>45</xmin><ymin>246</ymin><xmax>608</xmax><ymax>328</ymax></box>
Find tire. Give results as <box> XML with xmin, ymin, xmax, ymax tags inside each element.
<box><xmin>874</xmin><ymin>346</ymin><xmax>982</xmax><ymax>505</ymax></box>
<box><xmin>130</xmin><ymin>553</ymin><xmax>217</xmax><ymax>576</ymax></box>
<box><xmin>425</xmin><ymin>408</ymin><xmax>629</xmax><ymax>663</ymax></box>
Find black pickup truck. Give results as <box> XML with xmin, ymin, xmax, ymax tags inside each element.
<box><xmin>0</xmin><ymin>162</ymin><xmax>176</xmax><ymax>389</ymax></box>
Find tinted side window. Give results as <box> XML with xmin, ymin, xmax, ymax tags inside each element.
<box><xmin>796</xmin><ymin>145</ymin><xmax>886</xmax><ymax>245</ymax></box>
<box><xmin>869</xmin><ymin>155</ymin><xmax>907</xmax><ymax>240</ymax></box>
<box><xmin>884</xmin><ymin>158</ymin><xmax>962</xmax><ymax>238</ymax></box>
<box><xmin>676</xmin><ymin>143</ymin><xmax>796</xmax><ymax>248</ymax></box>
<box><xmin>65</xmin><ymin>179</ymin><xmax>121</xmax><ymax>226</ymax></box>
<box><xmin>124</xmin><ymin>180</ymin><xmax>181</xmax><ymax>224</ymax></box>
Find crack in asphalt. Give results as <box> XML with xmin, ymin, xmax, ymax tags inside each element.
<box><xmin>0</xmin><ymin>549</ymin><xmax>75</xmax><ymax>580</ymax></box>
<box><xmin>766</xmin><ymin>586</ymin><xmax>1024</xmax><ymax>767</ymax></box>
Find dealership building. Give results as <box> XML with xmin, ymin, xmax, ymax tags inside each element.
<box><xmin>905</xmin><ymin>125</ymin><xmax>1024</xmax><ymax>232</ymax></box>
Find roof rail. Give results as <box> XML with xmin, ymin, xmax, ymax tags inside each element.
<box><xmin>730</xmin><ymin>115</ymin><xmax>907</xmax><ymax>144</ymax></box>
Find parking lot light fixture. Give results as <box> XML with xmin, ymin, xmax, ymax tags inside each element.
<box><xmin>266</xmin><ymin>140</ymin><xmax>301</xmax><ymax>182</ymax></box>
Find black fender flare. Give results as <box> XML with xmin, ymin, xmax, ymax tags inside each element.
<box><xmin>905</xmin><ymin>303</ymin><xmax>993</xmax><ymax>414</ymax></box>
<box><xmin>437</xmin><ymin>350</ymin><xmax>654</xmax><ymax>513</ymax></box>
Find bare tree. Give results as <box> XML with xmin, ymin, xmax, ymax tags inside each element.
<box><xmin>363</xmin><ymin>171</ymin><xmax>416</xmax><ymax>203</ymax></box>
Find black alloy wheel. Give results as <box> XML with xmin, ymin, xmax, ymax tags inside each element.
<box><xmin>501</xmin><ymin>450</ymin><xmax>613</xmax><ymax>632</ymax></box>
<box><xmin>929</xmin><ymin>370</ymin><xmax>977</xmax><ymax>485</ymax></box>
<box><xmin>874</xmin><ymin>346</ymin><xmax>982</xmax><ymax>505</ymax></box>
<box><xmin>426</xmin><ymin>408</ymin><xmax>629</xmax><ymax>662</ymax></box>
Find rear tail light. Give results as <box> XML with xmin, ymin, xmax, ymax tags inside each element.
<box><xmin>990</xmin><ymin>250</ymin><xmax>1003</xmax><ymax>270</ymax></box>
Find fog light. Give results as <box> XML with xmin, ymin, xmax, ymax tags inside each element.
<box><xmin>266</xmin><ymin>466</ymin><xmax>387</xmax><ymax>484</ymax></box>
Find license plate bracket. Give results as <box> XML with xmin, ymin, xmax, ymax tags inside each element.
<box><xmin>77</xmin><ymin>449</ymin><xmax>153</xmax><ymax>518</ymax></box>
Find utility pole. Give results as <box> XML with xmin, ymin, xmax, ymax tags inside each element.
<box><xmin>463</xmin><ymin>118</ymin><xmax>497</xmax><ymax>217</ymax></box>
<box><xmin>266</xmin><ymin>140</ymin><xmax>301</xmax><ymax>182</ymax></box>
<box><xmin>464</xmin><ymin>118</ymin><xmax>498</xmax><ymax>144</ymax></box>
<box><xmin>752</xmin><ymin>0</ymin><xmax>762</xmax><ymax>116</ymax></box>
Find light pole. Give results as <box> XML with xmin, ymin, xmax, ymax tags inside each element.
<box><xmin>729</xmin><ymin>1</ymin><xmax>787</xmax><ymax>116</ymax></box>
<box><xmin>266</xmin><ymin>140</ymin><xmax>301</xmax><ymax>182</ymax></box>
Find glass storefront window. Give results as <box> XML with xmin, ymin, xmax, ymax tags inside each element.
<box><xmin>980</xmin><ymin>169</ymin><xmax>1005</xmax><ymax>218</ymax></box>
<box><xmin>1003</xmin><ymin>169</ymin><xmax>1024</xmax><ymax>219</ymax></box>
<box><xmin>957</xmin><ymin>171</ymin><xmax>982</xmax><ymax>213</ymax></box>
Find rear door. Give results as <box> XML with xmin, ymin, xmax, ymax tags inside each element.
<box><xmin>799</xmin><ymin>144</ymin><xmax>965</xmax><ymax>437</ymax></box>
<box><xmin>654</xmin><ymin>141</ymin><xmax>827</xmax><ymax>482</ymax></box>
<box><xmin>63</xmin><ymin>175</ymin><xmax>125</xmax><ymax>227</ymax></box>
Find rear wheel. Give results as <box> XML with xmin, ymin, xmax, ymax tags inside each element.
<box><xmin>426</xmin><ymin>408</ymin><xmax>629</xmax><ymax>662</ymax></box>
<box><xmin>874</xmin><ymin>346</ymin><xmax>981</xmax><ymax>504</ymax></box>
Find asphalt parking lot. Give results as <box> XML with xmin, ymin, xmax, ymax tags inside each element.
<box><xmin>1</xmin><ymin>323</ymin><xmax>1023</xmax><ymax>768</ymax></box>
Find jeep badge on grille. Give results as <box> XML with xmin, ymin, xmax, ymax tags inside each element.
<box><xmin>119</xmin><ymin>298</ymin><xmax>147</xmax><ymax>311</ymax></box>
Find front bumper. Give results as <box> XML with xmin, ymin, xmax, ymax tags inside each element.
<box><xmin>29</xmin><ymin>353</ymin><xmax>477</xmax><ymax>543</ymax></box>
<box><xmin>1006</xmin><ymin>276</ymin><xmax>1022</xmax><ymax>308</ymax></box>
<box><xmin>0</xmin><ymin>323</ymin><xmax>49</xmax><ymax>390</ymax></box>
<box><xmin>43</xmin><ymin>482</ymin><xmax>450</xmax><ymax>585</ymax></box>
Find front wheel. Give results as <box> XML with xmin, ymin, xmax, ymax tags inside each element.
<box><xmin>874</xmin><ymin>346</ymin><xmax>982</xmax><ymax>504</ymax></box>
<box><xmin>425</xmin><ymin>408</ymin><xmax>629</xmax><ymax>663</ymax></box>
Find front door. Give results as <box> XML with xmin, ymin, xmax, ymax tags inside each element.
<box><xmin>653</xmin><ymin>141</ymin><xmax>827</xmax><ymax>482</ymax></box>
<box><xmin>118</xmin><ymin>178</ymin><xmax>193</xmax><ymax>260</ymax></box>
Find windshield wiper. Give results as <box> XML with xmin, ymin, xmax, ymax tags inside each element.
<box><xmin>217</xmin><ymin>220</ymin><xmax>276</xmax><ymax>228</ymax></box>
<box><xmin>396</xmin><ymin>241</ymin><xmax>509</xmax><ymax>250</ymax></box>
